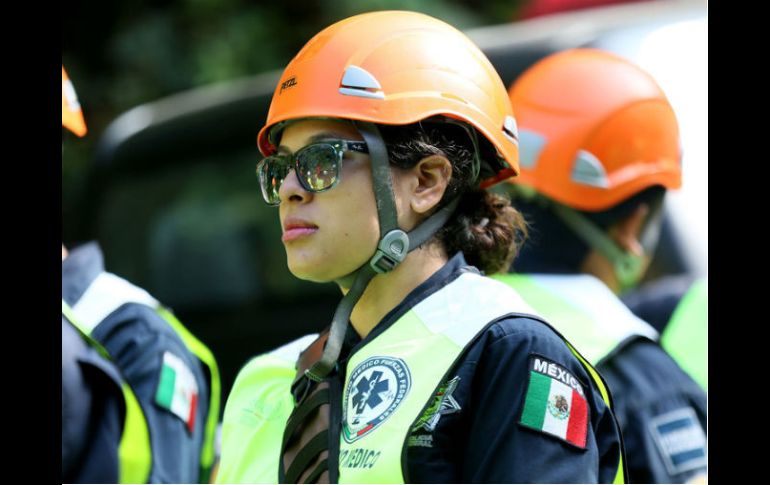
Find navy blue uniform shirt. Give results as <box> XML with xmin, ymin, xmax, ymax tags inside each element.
<box><xmin>62</xmin><ymin>317</ymin><xmax>123</xmax><ymax>483</ymax></box>
<box><xmin>598</xmin><ymin>338</ymin><xmax>707</xmax><ymax>483</ymax></box>
<box><xmin>336</xmin><ymin>253</ymin><xmax>624</xmax><ymax>483</ymax></box>
<box><xmin>622</xmin><ymin>275</ymin><xmax>695</xmax><ymax>334</ymax></box>
<box><xmin>62</xmin><ymin>242</ymin><xmax>210</xmax><ymax>483</ymax></box>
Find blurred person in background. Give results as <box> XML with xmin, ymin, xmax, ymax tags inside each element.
<box><xmin>623</xmin><ymin>275</ymin><xmax>708</xmax><ymax>392</ymax></box>
<box><xmin>61</xmin><ymin>65</ymin><xmax>221</xmax><ymax>483</ymax></box>
<box><xmin>495</xmin><ymin>49</ymin><xmax>707</xmax><ymax>483</ymax></box>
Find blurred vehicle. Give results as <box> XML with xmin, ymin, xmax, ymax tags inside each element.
<box><xmin>63</xmin><ymin>0</ymin><xmax>707</xmax><ymax>397</ymax></box>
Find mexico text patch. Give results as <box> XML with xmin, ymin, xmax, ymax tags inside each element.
<box><xmin>519</xmin><ymin>355</ymin><xmax>588</xmax><ymax>449</ymax></box>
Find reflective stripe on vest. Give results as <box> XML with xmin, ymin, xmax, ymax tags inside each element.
<box><xmin>70</xmin><ymin>272</ymin><xmax>159</xmax><ymax>334</ymax></box>
<box><xmin>661</xmin><ymin>278</ymin><xmax>708</xmax><ymax>392</ymax></box>
<box><xmin>62</xmin><ymin>299</ymin><xmax>152</xmax><ymax>484</ymax></box>
<box><xmin>217</xmin><ymin>334</ymin><xmax>318</xmax><ymax>484</ymax></box>
<box><xmin>64</xmin><ymin>271</ymin><xmax>221</xmax><ymax>482</ymax></box>
<box><xmin>494</xmin><ymin>273</ymin><xmax>658</xmax><ymax>365</ymax></box>
<box><xmin>157</xmin><ymin>307</ymin><xmax>222</xmax><ymax>481</ymax></box>
<box><xmin>118</xmin><ymin>381</ymin><xmax>154</xmax><ymax>483</ymax></box>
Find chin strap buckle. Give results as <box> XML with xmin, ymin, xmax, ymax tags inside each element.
<box><xmin>369</xmin><ymin>229</ymin><xmax>410</xmax><ymax>274</ymax></box>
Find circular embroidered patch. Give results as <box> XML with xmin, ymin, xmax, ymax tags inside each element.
<box><xmin>342</xmin><ymin>356</ymin><xmax>411</xmax><ymax>443</ymax></box>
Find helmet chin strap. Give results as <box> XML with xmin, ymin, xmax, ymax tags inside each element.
<box><xmin>549</xmin><ymin>202</ymin><xmax>646</xmax><ymax>293</ymax></box>
<box><xmin>509</xmin><ymin>186</ymin><xmax>653</xmax><ymax>294</ymax></box>
<box><xmin>293</xmin><ymin>121</ymin><xmax>458</xmax><ymax>398</ymax></box>
<box><xmin>550</xmin><ymin>196</ymin><xmax>665</xmax><ymax>294</ymax></box>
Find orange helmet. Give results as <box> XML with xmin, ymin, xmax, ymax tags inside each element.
<box><xmin>62</xmin><ymin>66</ymin><xmax>87</xmax><ymax>137</ymax></box>
<box><xmin>508</xmin><ymin>48</ymin><xmax>681</xmax><ymax>211</ymax></box>
<box><xmin>257</xmin><ymin>10</ymin><xmax>520</xmax><ymax>188</ymax></box>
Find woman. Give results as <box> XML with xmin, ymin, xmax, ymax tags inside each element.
<box><xmin>218</xmin><ymin>11</ymin><xmax>624</xmax><ymax>484</ymax></box>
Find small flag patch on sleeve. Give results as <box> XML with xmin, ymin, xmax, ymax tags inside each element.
<box><xmin>155</xmin><ymin>351</ymin><xmax>199</xmax><ymax>433</ymax></box>
<box><xmin>519</xmin><ymin>354</ymin><xmax>589</xmax><ymax>449</ymax></box>
<box><xmin>649</xmin><ymin>407</ymin><xmax>707</xmax><ymax>476</ymax></box>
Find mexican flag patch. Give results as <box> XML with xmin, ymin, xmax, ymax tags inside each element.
<box><xmin>519</xmin><ymin>355</ymin><xmax>589</xmax><ymax>449</ymax></box>
<box><xmin>155</xmin><ymin>351</ymin><xmax>199</xmax><ymax>433</ymax></box>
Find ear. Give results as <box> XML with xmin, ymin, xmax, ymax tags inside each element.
<box><xmin>610</xmin><ymin>204</ymin><xmax>649</xmax><ymax>257</ymax></box>
<box><xmin>409</xmin><ymin>155</ymin><xmax>452</xmax><ymax>215</ymax></box>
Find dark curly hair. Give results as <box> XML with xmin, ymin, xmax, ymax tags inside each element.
<box><xmin>378</xmin><ymin>121</ymin><xmax>527</xmax><ymax>275</ymax></box>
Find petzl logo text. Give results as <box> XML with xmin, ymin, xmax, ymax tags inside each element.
<box><xmin>280</xmin><ymin>76</ymin><xmax>297</xmax><ymax>94</ymax></box>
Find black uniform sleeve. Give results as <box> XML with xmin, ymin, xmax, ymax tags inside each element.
<box><xmin>406</xmin><ymin>317</ymin><xmax>623</xmax><ymax>483</ymax></box>
<box><xmin>621</xmin><ymin>275</ymin><xmax>694</xmax><ymax>334</ymax></box>
<box><xmin>93</xmin><ymin>303</ymin><xmax>211</xmax><ymax>483</ymax></box>
<box><xmin>463</xmin><ymin>318</ymin><xmax>622</xmax><ymax>483</ymax></box>
<box><xmin>62</xmin><ymin>319</ymin><xmax>123</xmax><ymax>483</ymax></box>
<box><xmin>599</xmin><ymin>339</ymin><xmax>707</xmax><ymax>483</ymax></box>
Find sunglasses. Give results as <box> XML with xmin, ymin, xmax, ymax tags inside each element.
<box><xmin>256</xmin><ymin>139</ymin><xmax>369</xmax><ymax>206</ymax></box>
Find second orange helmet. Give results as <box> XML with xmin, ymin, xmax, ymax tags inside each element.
<box><xmin>508</xmin><ymin>48</ymin><xmax>681</xmax><ymax>211</ymax></box>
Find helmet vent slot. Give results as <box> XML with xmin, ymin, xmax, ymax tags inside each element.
<box><xmin>571</xmin><ymin>150</ymin><xmax>609</xmax><ymax>188</ymax></box>
<box><xmin>339</xmin><ymin>65</ymin><xmax>385</xmax><ymax>99</ymax></box>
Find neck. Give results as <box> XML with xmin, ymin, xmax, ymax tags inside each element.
<box><xmin>579</xmin><ymin>250</ymin><xmax>620</xmax><ymax>294</ymax></box>
<box><xmin>340</xmin><ymin>244</ymin><xmax>448</xmax><ymax>339</ymax></box>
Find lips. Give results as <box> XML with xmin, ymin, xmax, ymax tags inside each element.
<box><xmin>282</xmin><ymin>218</ymin><xmax>319</xmax><ymax>242</ymax></box>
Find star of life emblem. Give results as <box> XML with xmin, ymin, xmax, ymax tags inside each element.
<box><xmin>343</xmin><ymin>356</ymin><xmax>411</xmax><ymax>443</ymax></box>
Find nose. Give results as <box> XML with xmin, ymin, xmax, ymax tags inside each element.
<box><xmin>278</xmin><ymin>168</ymin><xmax>312</xmax><ymax>205</ymax></box>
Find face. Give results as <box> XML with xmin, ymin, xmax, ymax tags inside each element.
<box><xmin>275</xmin><ymin>119</ymin><xmax>380</xmax><ymax>282</ymax></box>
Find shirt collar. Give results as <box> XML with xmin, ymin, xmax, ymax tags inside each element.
<box><xmin>62</xmin><ymin>241</ymin><xmax>105</xmax><ymax>306</ymax></box>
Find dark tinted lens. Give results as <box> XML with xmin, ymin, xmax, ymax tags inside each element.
<box><xmin>296</xmin><ymin>144</ymin><xmax>340</xmax><ymax>192</ymax></box>
<box><xmin>257</xmin><ymin>156</ymin><xmax>290</xmax><ymax>205</ymax></box>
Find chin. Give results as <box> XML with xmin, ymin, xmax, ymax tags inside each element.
<box><xmin>286</xmin><ymin>256</ymin><xmax>334</xmax><ymax>283</ymax></box>
<box><xmin>286</xmin><ymin>254</ymin><xmax>366</xmax><ymax>284</ymax></box>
